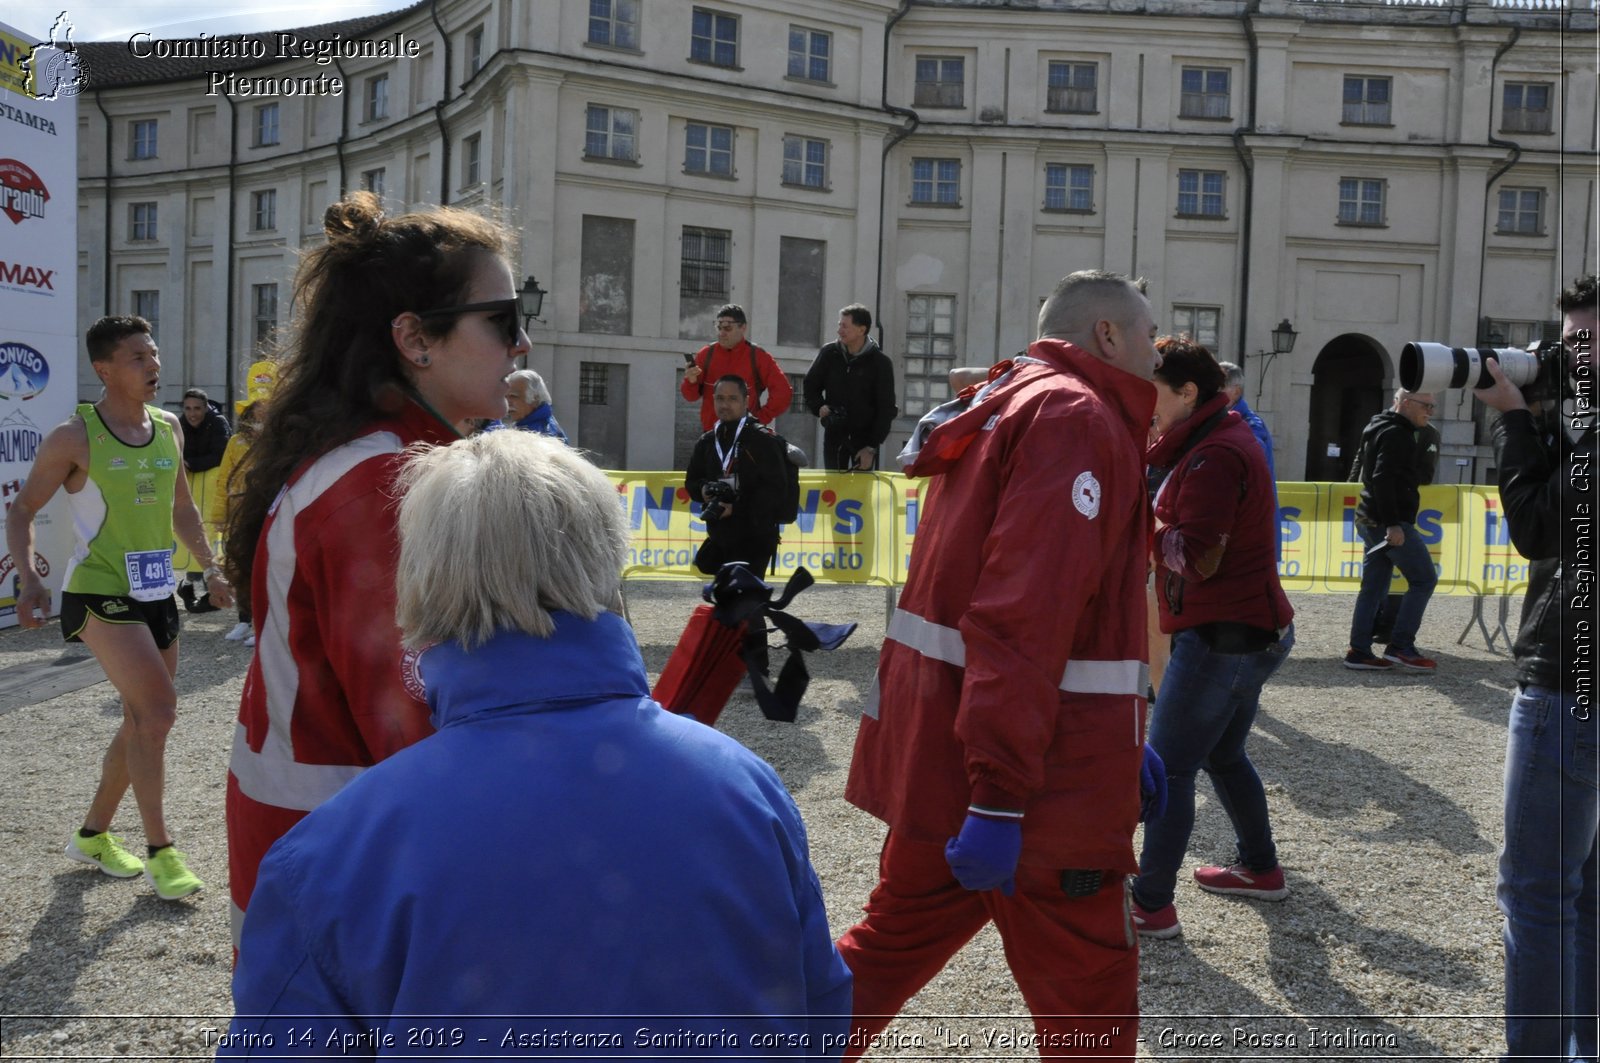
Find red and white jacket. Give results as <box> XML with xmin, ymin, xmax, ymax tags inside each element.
<box><xmin>226</xmin><ymin>399</ymin><xmax>457</xmax><ymax>943</ymax></box>
<box><xmin>845</xmin><ymin>340</ymin><xmax>1154</xmax><ymax>871</ymax></box>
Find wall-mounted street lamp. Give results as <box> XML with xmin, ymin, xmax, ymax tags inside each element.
<box><xmin>1254</xmin><ymin>318</ymin><xmax>1298</xmax><ymax>403</ymax></box>
<box><xmin>519</xmin><ymin>275</ymin><xmax>548</xmax><ymax>329</ymax></box>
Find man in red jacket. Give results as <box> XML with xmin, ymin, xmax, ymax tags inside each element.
<box><xmin>681</xmin><ymin>304</ymin><xmax>793</xmax><ymax>431</ymax></box>
<box><xmin>836</xmin><ymin>270</ymin><xmax>1159</xmax><ymax>1059</ymax></box>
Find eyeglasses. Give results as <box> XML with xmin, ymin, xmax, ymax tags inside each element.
<box><xmin>1406</xmin><ymin>398</ymin><xmax>1436</xmax><ymax>412</ymax></box>
<box><xmin>715</xmin><ymin>321</ymin><xmax>741</xmax><ymax>332</ymax></box>
<box><xmin>417</xmin><ymin>299</ymin><xmax>522</xmax><ymax>345</ymax></box>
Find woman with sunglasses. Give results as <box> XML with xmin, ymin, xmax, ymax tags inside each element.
<box><xmin>222</xmin><ymin>191</ymin><xmax>528</xmax><ymax>944</ymax></box>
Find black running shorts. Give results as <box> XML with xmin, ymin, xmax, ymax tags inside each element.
<box><xmin>60</xmin><ymin>591</ymin><xmax>181</xmax><ymax>651</ymax></box>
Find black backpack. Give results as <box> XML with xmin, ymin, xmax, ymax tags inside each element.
<box><xmin>749</xmin><ymin>422</ymin><xmax>805</xmax><ymax>525</ymax></box>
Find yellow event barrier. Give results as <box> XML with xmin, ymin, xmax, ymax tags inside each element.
<box><xmin>608</xmin><ymin>473</ymin><xmax>1524</xmax><ymax>597</ymax></box>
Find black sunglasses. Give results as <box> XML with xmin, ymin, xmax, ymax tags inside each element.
<box><xmin>417</xmin><ymin>299</ymin><xmax>521</xmax><ymax>345</ymax></box>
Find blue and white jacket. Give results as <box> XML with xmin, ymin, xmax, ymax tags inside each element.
<box><xmin>226</xmin><ymin>611</ymin><xmax>850</xmax><ymax>1058</ymax></box>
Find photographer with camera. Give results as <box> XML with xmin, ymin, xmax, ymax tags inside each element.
<box><xmin>685</xmin><ymin>376</ymin><xmax>789</xmax><ymax>579</ymax></box>
<box><xmin>804</xmin><ymin>303</ymin><xmax>897</xmax><ymax>471</ymax></box>
<box><xmin>1472</xmin><ymin>275</ymin><xmax>1597</xmax><ymax>1063</ymax></box>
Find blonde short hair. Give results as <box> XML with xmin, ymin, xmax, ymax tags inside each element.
<box><xmin>395</xmin><ymin>431</ymin><xmax>627</xmax><ymax>649</ymax></box>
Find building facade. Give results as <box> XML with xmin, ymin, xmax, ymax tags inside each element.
<box><xmin>76</xmin><ymin>0</ymin><xmax>1597</xmax><ymax>476</ymax></box>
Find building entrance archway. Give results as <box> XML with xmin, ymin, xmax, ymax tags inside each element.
<box><xmin>1304</xmin><ymin>334</ymin><xmax>1388</xmax><ymax>482</ymax></box>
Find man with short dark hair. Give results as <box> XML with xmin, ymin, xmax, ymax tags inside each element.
<box><xmin>1477</xmin><ymin>274</ymin><xmax>1597</xmax><ymax>1063</ymax></box>
<box><xmin>804</xmin><ymin>303</ymin><xmax>897</xmax><ymax>470</ymax></box>
<box><xmin>5</xmin><ymin>315</ymin><xmax>232</xmax><ymax>900</ymax></box>
<box><xmin>684</xmin><ymin>375</ymin><xmax>788</xmax><ymax>579</ymax></box>
<box><xmin>1343</xmin><ymin>387</ymin><xmax>1440</xmax><ymax>671</ymax></box>
<box><xmin>177</xmin><ymin>387</ymin><xmax>229</xmax><ymax>612</ymax></box>
<box><xmin>681</xmin><ymin>304</ymin><xmax>793</xmax><ymax>432</ymax></box>
<box><xmin>836</xmin><ymin>269</ymin><xmax>1159</xmax><ymax>1060</ymax></box>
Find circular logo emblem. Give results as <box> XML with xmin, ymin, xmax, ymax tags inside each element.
<box><xmin>0</xmin><ymin>341</ymin><xmax>49</xmax><ymax>400</ymax></box>
<box><xmin>1072</xmin><ymin>471</ymin><xmax>1102</xmax><ymax>519</ymax></box>
<box><xmin>399</xmin><ymin>646</ymin><xmax>428</xmax><ymax>703</ymax></box>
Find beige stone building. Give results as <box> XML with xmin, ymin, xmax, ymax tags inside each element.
<box><xmin>75</xmin><ymin>0</ymin><xmax>1596</xmax><ymax>476</ymax></box>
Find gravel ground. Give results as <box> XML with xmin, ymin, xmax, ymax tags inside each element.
<box><xmin>0</xmin><ymin>586</ymin><xmax>1518</xmax><ymax>1060</ymax></box>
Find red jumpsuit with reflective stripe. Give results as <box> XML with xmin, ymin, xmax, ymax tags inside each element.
<box><xmin>226</xmin><ymin>400</ymin><xmax>457</xmax><ymax>945</ymax></box>
<box><xmin>839</xmin><ymin>340</ymin><xmax>1154</xmax><ymax>1059</ymax></box>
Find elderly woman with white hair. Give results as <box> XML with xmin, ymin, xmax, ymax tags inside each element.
<box><xmin>500</xmin><ymin>367</ymin><xmax>569</xmax><ymax>442</ymax></box>
<box><xmin>225</xmin><ymin>430</ymin><xmax>851</xmax><ymax>1056</ymax></box>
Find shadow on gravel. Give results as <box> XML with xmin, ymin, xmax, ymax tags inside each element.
<box><xmin>1249</xmin><ymin>712</ymin><xmax>1494</xmax><ymax>855</ymax></box>
<box><xmin>716</xmin><ymin>701</ymin><xmax>834</xmax><ymax>792</ymax></box>
<box><xmin>0</xmin><ymin>869</ymin><xmax>202</xmax><ymax>1037</ymax></box>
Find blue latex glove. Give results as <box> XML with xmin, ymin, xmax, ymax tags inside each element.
<box><xmin>1140</xmin><ymin>744</ymin><xmax>1168</xmax><ymax>823</ymax></box>
<box><xmin>944</xmin><ymin>813</ymin><xmax>1021</xmax><ymax>895</ymax></box>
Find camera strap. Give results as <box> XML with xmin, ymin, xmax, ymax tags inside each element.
<box><xmin>715</xmin><ymin>415</ymin><xmax>748</xmax><ymax>475</ymax></box>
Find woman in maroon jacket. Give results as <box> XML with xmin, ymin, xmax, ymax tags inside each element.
<box><xmin>1130</xmin><ymin>336</ymin><xmax>1295</xmax><ymax>940</ymax></box>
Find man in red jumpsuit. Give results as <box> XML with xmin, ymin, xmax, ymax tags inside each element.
<box><xmin>837</xmin><ymin>270</ymin><xmax>1159</xmax><ymax>1060</ymax></box>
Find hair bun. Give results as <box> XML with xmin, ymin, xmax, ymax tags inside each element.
<box><xmin>323</xmin><ymin>190</ymin><xmax>384</xmax><ymax>247</ymax></box>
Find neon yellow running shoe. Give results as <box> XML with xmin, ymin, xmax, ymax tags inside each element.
<box><xmin>144</xmin><ymin>846</ymin><xmax>204</xmax><ymax>900</ymax></box>
<box><xmin>66</xmin><ymin>831</ymin><xmax>144</xmax><ymax>878</ymax></box>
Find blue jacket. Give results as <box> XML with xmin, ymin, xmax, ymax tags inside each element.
<box><xmin>517</xmin><ymin>402</ymin><xmax>569</xmax><ymax>443</ymax></box>
<box><xmin>226</xmin><ymin>612</ymin><xmax>851</xmax><ymax>1058</ymax></box>
<box><xmin>1230</xmin><ymin>395</ymin><xmax>1275</xmax><ymax>483</ymax></box>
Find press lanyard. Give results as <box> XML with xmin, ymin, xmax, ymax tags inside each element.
<box><xmin>714</xmin><ymin>416</ymin><xmax>747</xmax><ymax>475</ymax></box>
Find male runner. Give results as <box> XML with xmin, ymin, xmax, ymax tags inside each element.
<box><xmin>5</xmin><ymin>315</ymin><xmax>231</xmax><ymax>900</ymax></box>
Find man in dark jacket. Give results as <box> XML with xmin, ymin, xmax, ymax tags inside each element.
<box><xmin>178</xmin><ymin>389</ymin><xmax>230</xmax><ymax>613</ymax></box>
<box><xmin>1343</xmin><ymin>387</ymin><xmax>1439</xmax><ymax>671</ymax></box>
<box><xmin>803</xmin><ymin>303</ymin><xmax>897</xmax><ymax>471</ymax></box>
<box><xmin>685</xmin><ymin>376</ymin><xmax>788</xmax><ymax>578</ymax></box>
<box><xmin>1477</xmin><ymin>274</ymin><xmax>1597</xmax><ymax>1063</ymax></box>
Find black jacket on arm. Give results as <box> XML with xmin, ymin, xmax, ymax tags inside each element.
<box><xmin>1491</xmin><ymin>408</ymin><xmax>1596</xmax><ymax>694</ymax></box>
<box><xmin>685</xmin><ymin>419</ymin><xmax>787</xmax><ymax>574</ymax></box>
<box><xmin>802</xmin><ymin>339</ymin><xmax>897</xmax><ymax>470</ymax></box>
<box><xmin>1354</xmin><ymin>409</ymin><xmax>1424</xmax><ymax>527</ymax></box>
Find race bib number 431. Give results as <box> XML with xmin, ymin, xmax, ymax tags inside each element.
<box><xmin>124</xmin><ymin>549</ymin><xmax>176</xmax><ymax>602</ymax></box>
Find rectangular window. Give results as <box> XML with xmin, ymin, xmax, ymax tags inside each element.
<box><xmin>684</xmin><ymin>122</ymin><xmax>733</xmax><ymax>177</ymax></box>
<box><xmin>579</xmin><ymin>361</ymin><xmax>610</xmax><ymax>405</ymax></box>
<box><xmin>1176</xmin><ymin>169</ymin><xmax>1226</xmax><ymax>217</ymax></box>
<box><xmin>132</xmin><ymin>290</ymin><xmax>160</xmax><ymax>343</ymax></box>
<box><xmin>910</xmin><ymin>158</ymin><xmax>961</xmax><ymax>205</ymax></box>
<box><xmin>131</xmin><ymin>119</ymin><xmax>158</xmax><ymax>159</ymax></box>
<box><xmin>680</xmin><ymin>226</ymin><xmax>731</xmax><ymax>299</ymax></box>
<box><xmin>130</xmin><ymin>201</ymin><xmax>158</xmax><ymax>241</ymax></box>
<box><xmin>464</xmin><ymin>133</ymin><xmax>482</xmax><ymax>185</ymax></box>
<box><xmin>1179</xmin><ymin>66</ymin><xmax>1230</xmax><ymax>120</ymax></box>
<box><xmin>1502</xmin><ymin>82</ymin><xmax>1552</xmax><ymax>134</ymax></box>
<box><xmin>1337</xmin><ymin>177</ymin><xmax>1386</xmax><ymax>226</ymax></box>
<box><xmin>579</xmin><ymin>215</ymin><xmax>635</xmax><ymax>335</ymax></box>
<box><xmin>690</xmin><ymin>8</ymin><xmax>739</xmax><ymax>68</ymax></box>
<box><xmin>1484</xmin><ymin>319</ymin><xmax>1558</xmax><ymax>348</ymax></box>
<box><xmin>1341</xmin><ymin>75</ymin><xmax>1391</xmax><ymax>126</ymax></box>
<box><xmin>782</xmin><ymin>135</ymin><xmax>828</xmax><ymax>189</ymax></box>
<box><xmin>253</xmin><ymin>283</ymin><xmax>278</xmax><ymax>350</ymax></box>
<box><xmin>1043</xmin><ymin>163</ymin><xmax>1094</xmax><ymax>212</ymax></box>
<box><xmin>253</xmin><ymin>103</ymin><xmax>280</xmax><ymax>147</ymax></box>
<box><xmin>1497</xmin><ymin>187</ymin><xmax>1543</xmax><ymax>235</ymax></box>
<box><xmin>787</xmin><ymin>27</ymin><xmax>831</xmax><ymax>83</ymax></box>
<box><xmin>361</xmin><ymin>167</ymin><xmax>385</xmax><ymax>197</ymax></box>
<box><xmin>584</xmin><ymin>104</ymin><xmax>638</xmax><ymax>162</ymax></box>
<box><xmin>588</xmin><ymin>0</ymin><xmax>639</xmax><ymax>50</ymax></box>
<box><xmin>1171</xmin><ymin>306</ymin><xmax>1221</xmax><ymax>350</ymax></box>
<box><xmin>467</xmin><ymin>26</ymin><xmax>484</xmax><ymax>75</ymax></box>
<box><xmin>1046</xmin><ymin>61</ymin><xmax>1098</xmax><ymax>114</ymax></box>
<box><xmin>903</xmin><ymin>294</ymin><xmax>956</xmax><ymax>417</ymax></box>
<box><xmin>777</xmin><ymin>237</ymin><xmax>825</xmax><ymax>347</ymax></box>
<box><xmin>365</xmin><ymin>74</ymin><xmax>389</xmax><ymax>121</ymax></box>
<box><xmin>251</xmin><ymin>189</ymin><xmax>276</xmax><ymax>231</ymax></box>
<box><xmin>914</xmin><ymin>56</ymin><xmax>965</xmax><ymax>108</ymax></box>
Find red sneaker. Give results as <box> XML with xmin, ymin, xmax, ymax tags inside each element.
<box><xmin>1383</xmin><ymin>645</ymin><xmax>1437</xmax><ymax>672</ymax></box>
<box><xmin>1193</xmin><ymin>862</ymin><xmax>1289</xmax><ymax>900</ymax></box>
<box><xmin>1131</xmin><ymin>900</ymin><xmax>1182</xmax><ymax>939</ymax></box>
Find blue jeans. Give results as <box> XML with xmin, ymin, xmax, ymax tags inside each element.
<box><xmin>1500</xmin><ymin>685</ymin><xmax>1600</xmax><ymax>1063</ymax></box>
<box><xmin>1132</xmin><ymin>624</ymin><xmax>1294</xmax><ymax>911</ymax></box>
<box><xmin>1349</xmin><ymin>521</ymin><xmax>1437</xmax><ymax>653</ymax></box>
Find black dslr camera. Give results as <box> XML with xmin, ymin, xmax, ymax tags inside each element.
<box><xmin>1400</xmin><ymin>339</ymin><xmax>1571</xmax><ymax>406</ymax></box>
<box><xmin>701</xmin><ymin>479</ymin><xmax>738</xmax><ymax>522</ymax></box>
<box><xmin>820</xmin><ymin>404</ymin><xmax>849</xmax><ymax>430</ymax></box>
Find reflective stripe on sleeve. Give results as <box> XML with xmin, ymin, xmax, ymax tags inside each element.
<box><xmin>886</xmin><ymin>607</ymin><xmax>1148</xmax><ymax>697</ymax></box>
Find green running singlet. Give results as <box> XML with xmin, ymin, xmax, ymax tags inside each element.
<box><xmin>62</xmin><ymin>403</ymin><xmax>181</xmax><ymax>600</ymax></box>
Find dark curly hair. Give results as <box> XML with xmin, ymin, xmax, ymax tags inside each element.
<box><xmin>1558</xmin><ymin>274</ymin><xmax>1597</xmax><ymax>314</ymax></box>
<box><xmin>1154</xmin><ymin>335</ymin><xmax>1226</xmax><ymax>406</ymax></box>
<box><xmin>223</xmin><ymin>191</ymin><xmax>512</xmax><ymax>605</ymax></box>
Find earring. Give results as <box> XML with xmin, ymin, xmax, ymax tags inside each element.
<box><xmin>415</xmin><ymin>354</ymin><xmax>431</xmax><ymax>367</ymax></box>
<box><xmin>391</xmin><ymin>318</ymin><xmax>404</xmax><ymax>328</ymax></box>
